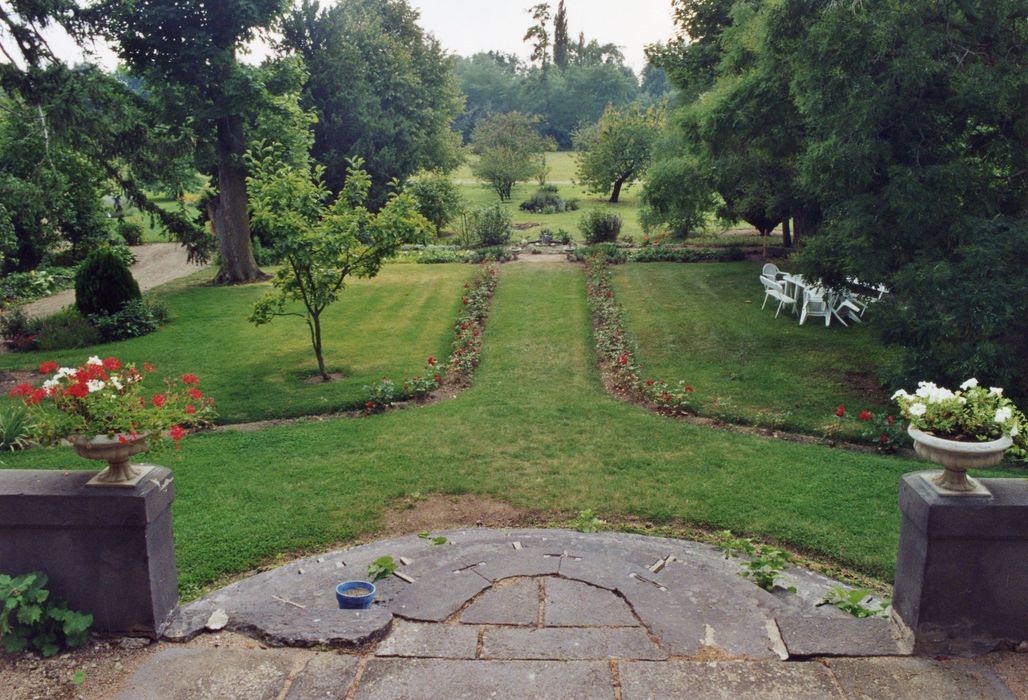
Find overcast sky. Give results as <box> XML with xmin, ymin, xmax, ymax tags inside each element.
<box><xmin>34</xmin><ymin>0</ymin><xmax>678</xmax><ymax>74</ymax></box>
<box><xmin>410</xmin><ymin>0</ymin><xmax>679</xmax><ymax>72</ymax></box>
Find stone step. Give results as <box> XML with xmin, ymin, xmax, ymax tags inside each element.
<box><xmin>481</xmin><ymin>626</ymin><xmax>666</xmax><ymax>661</ymax></box>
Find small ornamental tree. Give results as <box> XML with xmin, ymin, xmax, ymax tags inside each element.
<box><xmin>470</xmin><ymin>112</ymin><xmax>553</xmax><ymax>201</ymax></box>
<box><xmin>247</xmin><ymin>146</ymin><xmax>432</xmax><ymax>381</ymax></box>
<box><xmin>574</xmin><ymin>105</ymin><xmax>663</xmax><ymax>203</ymax></box>
<box><xmin>75</xmin><ymin>248</ymin><xmax>142</xmax><ymax>317</ymax></box>
<box><xmin>406</xmin><ymin>173</ymin><xmax>464</xmax><ymax>236</ymax></box>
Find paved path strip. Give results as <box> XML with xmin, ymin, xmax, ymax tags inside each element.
<box><xmin>20</xmin><ymin>243</ymin><xmax>206</xmax><ymax>318</ymax></box>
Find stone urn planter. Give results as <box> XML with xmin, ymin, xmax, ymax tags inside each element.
<box><xmin>908</xmin><ymin>426</ymin><xmax>1011</xmax><ymax>495</ymax></box>
<box><xmin>73</xmin><ymin>434</ymin><xmax>154</xmax><ymax>487</ymax></box>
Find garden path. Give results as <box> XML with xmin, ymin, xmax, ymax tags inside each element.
<box><xmin>21</xmin><ymin>243</ymin><xmax>206</xmax><ymax>318</ymax></box>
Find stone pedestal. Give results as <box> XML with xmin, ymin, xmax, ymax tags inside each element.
<box><xmin>0</xmin><ymin>468</ymin><xmax>178</xmax><ymax>637</ymax></box>
<box><xmin>892</xmin><ymin>472</ymin><xmax>1028</xmax><ymax>655</ymax></box>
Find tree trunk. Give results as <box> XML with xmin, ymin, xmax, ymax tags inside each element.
<box><xmin>211</xmin><ymin>114</ymin><xmax>264</xmax><ymax>284</ymax></box>
<box><xmin>609</xmin><ymin>176</ymin><xmax>628</xmax><ymax>203</ymax></box>
<box><xmin>782</xmin><ymin>217</ymin><xmax>792</xmax><ymax>247</ymax></box>
<box><xmin>312</xmin><ymin>313</ymin><xmax>328</xmax><ymax>381</ymax></box>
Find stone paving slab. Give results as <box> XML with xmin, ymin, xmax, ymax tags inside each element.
<box><xmin>618</xmin><ymin>660</ymin><xmax>842</xmax><ymax>700</ymax></box>
<box><xmin>354</xmin><ymin>658</ymin><xmax>614</xmax><ymax>700</ymax></box>
<box><xmin>375</xmin><ymin>620</ymin><xmax>479</xmax><ymax>659</ymax></box>
<box><xmin>481</xmin><ymin>626</ymin><xmax>667</xmax><ymax>660</ymax></box>
<box><xmin>460</xmin><ymin>577</ymin><xmax>540</xmax><ymax>625</ymax></box>
<box><xmin>777</xmin><ymin>615</ymin><xmax>907</xmax><ymax>657</ymax></box>
<box><xmin>619</xmin><ymin>560</ymin><xmax>782</xmax><ymax>659</ymax></box>
<box><xmin>975</xmin><ymin>653</ymin><xmax>1028</xmax><ymax>699</ymax></box>
<box><xmin>389</xmin><ymin>565</ymin><xmax>490</xmax><ymax>622</ymax></box>
<box><xmin>827</xmin><ymin>657</ymin><xmax>1019</xmax><ymax>699</ymax></box>
<box><xmin>473</xmin><ymin>549</ymin><xmax>562</xmax><ymax>581</ymax></box>
<box><xmin>284</xmin><ymin>653</ymin><xmax>360</xmax><ymax>700</ymax></box>
<box><xmin>112</xmin><ymin>648</ymin><xmax>302</xmax><ymax>700</ymax></box>
<box><xmin>543</xmin><ymin>577</ymin><xmax>638</xmax><ymax>627</ymax></box>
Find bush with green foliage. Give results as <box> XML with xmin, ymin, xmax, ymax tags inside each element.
<box><xmin>0</xmin><ymin>307</ymin><xmax>39</xmax><ymax>351</ymax></box>
<box><xmin>464</xmin><ymin>204</ymin><xmax>512</xmax><ymax>247</ymax></box>
<box><xmin>115</xmin><ymin>220</ymin><xmax>144</xmax><ymax>246</ymax></box>
<box><xmin>34</xmin><ymin>307</ymin><xmax>101</xmax><ymax>351</ymax></box>
<box><xmin>89</xmin><ymin>298</ymin><xmax>170</xmax><ymax>342</ymax></box>
<box><xmin>0</xmin><ymin>404</ymin><xmax>35</xmax><ymax>451</ymax></box>
<box><xmin>75</xmin><ymin>248</ymin><xmax>141</xmax><ymax>318</ymax></box>
<box><xmin>466</xmin><ymin>246</ymin><xmax>517</xmax><ymax>263</ymax></box>
<box><xmin>0</xmin><ymin>571</ymin><xmax>93</xmax><ymax>657</ymax></box>
<box><xmin>519</xmin><ymin>184</ymin><xmax>579</xmax><ymax>214</ymax></box>
<box><xmin>0</xmin><ymin>268</ymin><xmax>76</xmax><ymax>306</ymax></box>
<box><xmin>578</xmin><ymin>210</ymin><xmax>623</xmax><ymax>244</ymax></box>
<box><xmin>406</xmin><ymin>173</ymin><xmax>464</xmax><ymax>235</ymax></box>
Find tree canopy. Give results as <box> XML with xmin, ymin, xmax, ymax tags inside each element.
<box><xmin>574</xmin><ymin>104</ymin><xmax>663</xmax><ymax>203</ymax></box>
<box><xmin>470</xmin><ymin>112</ymin><xmax>552</xmax><ymax>201</ymax></box>
<box><xmin>278</xmin><ymin>0</ymin><xmax>464</xmax><ymax>207</ymax></box>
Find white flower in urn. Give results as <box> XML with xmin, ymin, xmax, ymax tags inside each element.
<box><xmin>908</xmin><ymin>402</ymin><xmax>927</xmax><ymax>417</ymax></box>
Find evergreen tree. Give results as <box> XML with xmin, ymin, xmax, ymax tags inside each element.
<box><xmin>553</xmin><ymin>1</ymin><xmax>570</xmax><ymax>71</ymax></box>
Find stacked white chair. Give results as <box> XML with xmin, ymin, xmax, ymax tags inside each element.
<box><xmin>760</xmin><ymin>277</ymin><xmax>796</xmax><ymax>318</ymax></box>
<box><xmin>799</xmin><ymin>288</ymin><xmax>831</xmax><ymax>326</ymax></box>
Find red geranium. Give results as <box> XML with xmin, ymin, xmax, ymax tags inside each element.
<box><xmin>169</xmin><ymin>425</ymin><xmax>186</xmax><ymax>442</ymax></box>
<box><xmin>102</xmin><ymin>357</ymin><xmax>122</xmax><ymax>371</ymax></box>
<box><xmin>859</xmin><ymin>410</ymin><xmax>873</xmax><ymax>421</ymax></box>
<box><xmin>427</xmin><ymin>356</ymin><xmax>437</xmax><ymax>366</ymax></box>
<box><xmin>189</xmin><ymin>388</ymin><xmax>203</xmax><ymax>400</ymax></box>
<box><xmin>39</xmin><ymin>361</ymin><xmax>59</xmax><ymax>374</ymax></box>
<box><xmin>835</xmin><ymin>405</ymin><xmax>846</xmax><ymax>417</ymax></box>
<box><xmin>181</xmin><ymin>373</ymin><xmax>199</xmax><ymax>385</ymax></box>
<box><xmin>151</xmin><ymin>394</ymin><xmax>167</xmax><ymax>408</ymax></box>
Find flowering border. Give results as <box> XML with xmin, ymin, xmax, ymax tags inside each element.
<box><xmin>363</xmin><ymin>262</ymin><xmax>499</xmax><ymax>413</ymax></box>
<box><xmin>584</xmin><ymin>255</ymin><xmax>698</xmax><ymax>416</ymax></box>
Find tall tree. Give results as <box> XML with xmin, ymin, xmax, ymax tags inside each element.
<box><xmin>470</xmin><ymin>112</ymin><xmax>552</xmax><ymax>200</ymax></box>
<box><xmin>279</xmin><ymin>0</ymin><xmax>463</xmax><ymax>207</ymax></box>
<box><xmin>98</xmin><ymin>0</ymin><xmax>289</xmax><ymax>284</ymax></box>
<box><xmin>552</xmin><ymin>0</ymin><xmax>569</xmax><ymax>71</ymax></box>
<box><xmin>523</xmin><ymin>3</ymin><xmax>551</xmax><ymax>68</ymax></box>
<box><xmin>574</xmin><ymin>105</ymin><xmax>664</xmax><ymax>203</ymax></box>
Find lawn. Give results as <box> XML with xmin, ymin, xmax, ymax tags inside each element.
<box><xmin>612</xmin><ymin>262</ymin><xmax>897</xmax><ymax>437</ymax></box>
<box><xmin>3</xmin><ymin>261</ymin><xmax>987</xmax><ymax>601</ymax></box>
<box><xmin>453</xmin><ymin>151</ymin><xmax>648</xmax><ymax>242</ymax></box>
<box><xmin>0</xmin><ymin>264</ymin><xmax>476</xmax><ymax>424</ymax></box>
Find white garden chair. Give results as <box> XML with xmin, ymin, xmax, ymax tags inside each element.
<box><xmin>829</xmin><ymin>291</ymin><xmax>864</xmax><ymax>326</ymax></box>
<box><xmin>761</xmin><ymin>263</ymin><xmax>783</xmax><ymax>281</ymax></box>
<box><xmin>799</xmin><ymin>288</ymin><xmax>831</xmax><ymax>326</ymax></box>
<box><xmin>760</xmin><ymin>277</ymin><xmax>796</xmax><ymax>318</ymax></box>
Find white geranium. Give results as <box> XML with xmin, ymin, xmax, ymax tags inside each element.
<box><xmin>959</xmin><ymin>378</ymin><xmax>979</xmax><ymax>390</ymax></box>
<box><xmin>86</xmin><ymin>380</ymin><xmax>105</xmax><ymax>393</ymax></box>
<box><xmin>87</xmin><ymin>356</ymin><xmax>102</xmax><ymax>366</ymax></box>
<box><xmin>995</xmin><ymin>407</ymin><xmax>1013</xmax><ymax>424</ymax></box>
<box><xmin>908</xmin><ymin>403</ymin><xmax>927</xmax><ymax>417</ymax></box>
<box><xmin>891</xmin><ymin>389</ymin><xmax>911</xmax><ymax>400</ymax></box>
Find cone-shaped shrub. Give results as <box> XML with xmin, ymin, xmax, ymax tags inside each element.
<box><xmin>75</xmin><ymin>248</ymin><xmax>141</xmax><ymax>318</ymax></box>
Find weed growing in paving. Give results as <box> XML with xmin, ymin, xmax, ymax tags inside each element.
<box><xmin>822</xmin><ymin>586</ymin><xmax>890</xmax><ymax>618</ymax></box>
<box><xmin>572</xmin><ymin>509</ymin><xmax>605</xmax><ymax>533</ymax></box>
<box><xmin>367</xmin><ymin>556</ymin><xmax>397</xmax><ymax>582</ymax></box>
<box><xmin>715</xmin><ymin>531</ymin><xmax>795</xmax><ymax>593</ymax></box>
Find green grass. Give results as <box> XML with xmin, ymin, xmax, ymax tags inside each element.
<box><xmin>0</xmin><ymin>265</ymin><xmax>475</xmax><ymax>424</ymax></box>
<box><xmin>612</xmin><ymin>262</ymin><xmax>896</xmax><ymax>437</ymax></box>
<box><xmin>4</xmin><ymin>261</ymin><xmax>997</xmax><ymax>600</ymax></box>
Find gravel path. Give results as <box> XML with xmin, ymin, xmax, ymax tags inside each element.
<box><xmin>21</xmin><ymin>243</ymin><xmax>208</xmax><ymax>318</ymax></box>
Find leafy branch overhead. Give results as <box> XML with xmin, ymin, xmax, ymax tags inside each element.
<box><xmin>246</xmin><ymin>144</ymin><xmax>431</xmax><ymax>381</ymax></box>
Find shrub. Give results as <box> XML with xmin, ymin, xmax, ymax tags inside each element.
<box><xmin>0</xmin><ymin>307</ymin><xmax>39</xmax><ymax>351</ymax></box>
<box><xmin>75</xmin><ymin>248</ymin><xmax>141</xmax><ymax>318</ymax></box>
<box><xmin>0</xmin><ymin>268</ymin><xmax>76</xmax><ymax>305</ymax></box>
<box><xmin>407</xmin><ymin>173</ymin><xmax>464</xmax><ymax>235</ymax></box>
<box><xmin>0</xmin><ymin>571</ymin><xmax>92</xmax><ymax>657</ymax></box>
<box><xmin>90</xmin><ymin>298</ymin><xmax>169</xmax><ymax>342</ymax></box>
<box><xmin>466</xmin><ymin>246</ymin><xmax>517</xmax><ymax>263</ymax></box>
<box><xmin>579</xmin><ymin>210</ymin><xmax>623</xmax><ymax>243</ymax></box>
<box><xmin>116</xmin><ymin>220</ymin><xmax>144</xmax><ymax>246</ymax></box>
<box><xmin>35</xmin><ymin>307</ymin><xmax>100</xmax><ymax>351</ymax></box>
<box><xmin>0</xmin><ymin>404</ymin><xmax>35</xmax><ymax>450</ymax></box>
<box><xmin>519</xmin><ymin>185</ymin><xmax>580</xmax><ymax>214</ymax></box>
<box><xmin>465</xmin><ymin>204</ymin><xmax>512</xmax><ymax>247</ymax></box>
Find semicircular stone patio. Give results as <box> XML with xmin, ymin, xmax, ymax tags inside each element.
<box><xmin>164</xmin><ymin>528</ymin><xmax>904</xmax><ymax>661</ymax></box>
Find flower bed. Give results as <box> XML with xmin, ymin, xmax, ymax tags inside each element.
<box><xmin>584</xmin><ymin>255</ymin><xmax>699</xmax><ymax>416</ymax></box>
<box><xmin>364</xmin><ymin>262</ymin><xmax>499</xmax><ymax>413</ymax></box>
